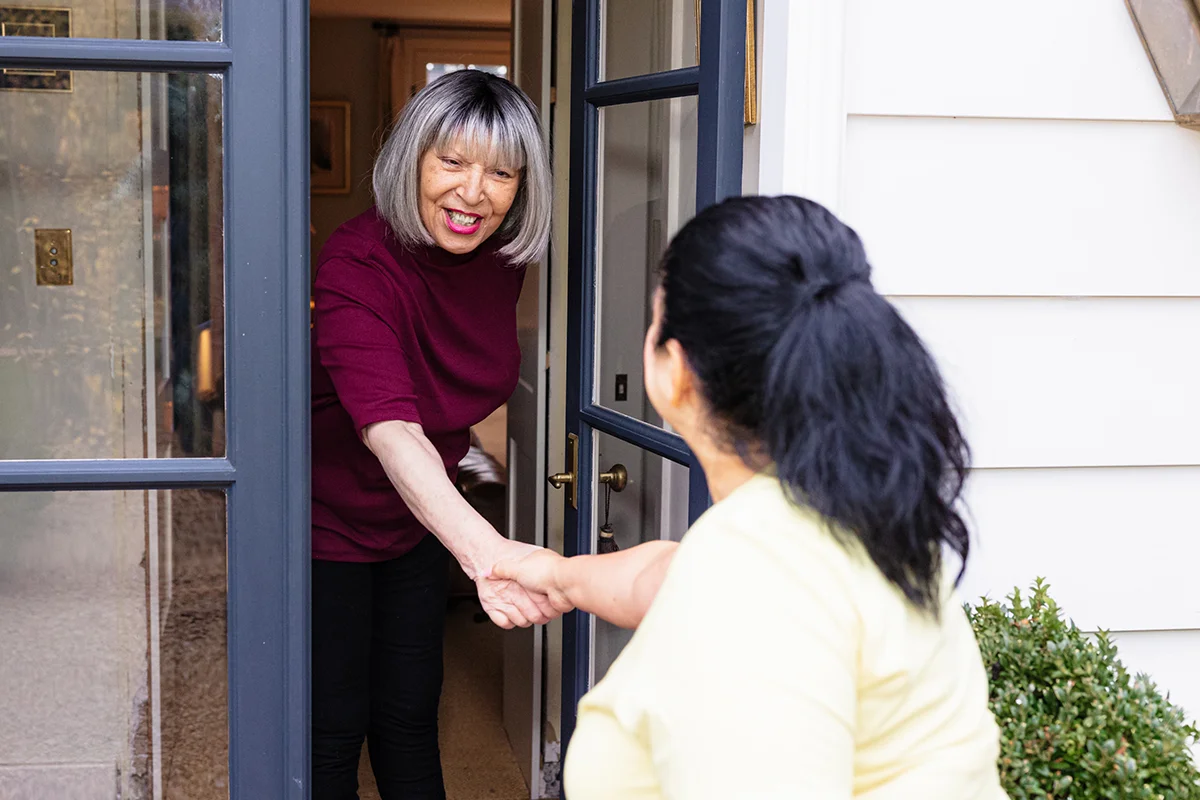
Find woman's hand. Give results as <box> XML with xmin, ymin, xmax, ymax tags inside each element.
<box><xmin>489</xmin><ymin>548</ymin><xmax>573</xmax><ymax>615</ymax></box>
<box><xmin>476</xmin><ymin>539</ymin><xmax>570</xmax><ymax>629</ymax></box>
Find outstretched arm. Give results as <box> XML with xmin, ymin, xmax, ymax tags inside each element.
<box><xmin>491</xmin><ymin>539</ymin><xmax>679</xmax><ymax>629</ymax></box>
<box><xmin>364</xmin><ymin>419</ymin><xmax>558</xmax><ymax>629</ymax></box>
<box><xmin>314</xmin><ymin>255</ymin><xmax>558</xmax><ymax>631</ymax></box>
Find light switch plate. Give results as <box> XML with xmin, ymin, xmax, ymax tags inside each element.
<box><xmin>615</xmin><ymin>373</ymin><xmax>628</xmax><ymax>402</ymax></box>
<box><xmin>35</xmin><ymin>228</ymin><xmax>73</xmax><ymax>286</ymax></box>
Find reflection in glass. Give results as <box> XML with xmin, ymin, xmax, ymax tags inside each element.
<box><xmin>0</xmin><ymin>490</ymin><xmax>228</xmax><ymax>798</ymax></box>
<box><xmin>425</xmin><ymin>62</ymin><xmax>508</xmax><ymax>85</ymax></box>
<box><xmin>590</xmin><ymin>431</ymin><xmax>689</xmax><ymax>683</ymax></box>
<box><xmin>601</xmin><ymin>0</ymin><xmax>697</xmax><ymax>81</ymax></box>
<box><xmin>0</xmin><ymin>71</ymin><xmax>225</xmax><ymax>459</ymax></box>
<box><xmin>0</xmin><ymin>2</ymin><xmax>221</xmax><ymax>43</ymax></box>
<box><xmin>595</xmin><ymin>96</ymin><xmax>697</xmax><ymax>427</ymax></box>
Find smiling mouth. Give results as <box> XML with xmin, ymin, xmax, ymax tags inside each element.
<box><xmin>445</xmin><ymin>209</ymin><xmax>483</xmax><ymax>235</ymax></box>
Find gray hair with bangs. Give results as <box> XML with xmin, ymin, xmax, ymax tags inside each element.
<box><xmin>373</xmin><ymin>69</ymin><xmax>552</xmax><ymax>266</ymax></box>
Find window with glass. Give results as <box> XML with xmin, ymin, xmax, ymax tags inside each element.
<box><xmin>0</xmin><ymin>70</ymin><xmax>224</xmax><ymax>460</ymax></box>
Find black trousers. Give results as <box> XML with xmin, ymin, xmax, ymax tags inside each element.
<box><xmin>312</xmin><ymin>534</ymin><xmax>450</xmax><ymax>800</ymax></box>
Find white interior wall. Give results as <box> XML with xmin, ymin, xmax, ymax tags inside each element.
<box><xmin>757</xmin><ymin>0</ymin><xmax>1200</xmax><ymax>723</ymax></box>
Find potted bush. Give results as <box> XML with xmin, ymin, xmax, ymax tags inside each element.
<box><xmin>967</xmin><ymin>579</ymin><xmax>1200</xmax><ymax>799</ymax></box>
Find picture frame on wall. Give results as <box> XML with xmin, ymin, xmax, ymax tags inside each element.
<box><xmin>310</xmin><ymin>100</ymin><xmax>351</xmax><ymax>195</ymax></box>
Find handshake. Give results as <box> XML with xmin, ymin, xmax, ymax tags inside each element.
<box><xmin>467</xmin><ymin>535</ymin><xmax>676</xmax><ymax>631</ymax></box>
<box><xmin>472</xmin><ymin>538</ymin><xmax>574</xmax><ymax>629</ymax></box>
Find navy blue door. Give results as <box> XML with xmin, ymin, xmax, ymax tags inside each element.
<box><xmin>559</xmin><ymin>0</ymin><xmax>747</xmax><ymax>751</ymax></box>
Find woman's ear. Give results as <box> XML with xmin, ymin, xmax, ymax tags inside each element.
<box><xmin>662</xmin><ymin>339</ymin><xmax>692</xmax><ymax>410</ymax></box>
<box><xmin>644</xmin><ymin>287</ymin><xmax>699</xmax><ymax>427</ymax></box>
<box><xmin>645</xmin><ymin>335</ymin><xmax>698</xmax><ymax>430</ymax></box>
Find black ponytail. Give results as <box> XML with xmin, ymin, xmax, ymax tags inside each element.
<box><xmin>658</xmin><ymin>195</ymin><xmax>970</xmax><ymax>613</ymax></box>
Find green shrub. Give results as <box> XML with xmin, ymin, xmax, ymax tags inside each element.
<box><xmin>967</xmin><ymin>579</ymin><xmax>1200</xmax><ymax>799</ymax></box>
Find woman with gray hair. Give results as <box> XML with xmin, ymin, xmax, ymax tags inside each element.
<box><xmin>309</xmin><ymin>70</ymin><xmax>560</xmax><ymax>798</ymax></box>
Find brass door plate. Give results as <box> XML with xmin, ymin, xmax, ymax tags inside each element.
<box><xmin>566</xmin><ymin>432</ymin><xmax>578</xmax><ymax>509</ymax></box>
<box><xmin>35</xmin><ymin>228</ymin><xmax>73</xmax><ymax>286</ymax></box>
<box><xmin>548</xmin><ymin>433</ymin><xmax>580</xmax><ymax>509</ymax></box>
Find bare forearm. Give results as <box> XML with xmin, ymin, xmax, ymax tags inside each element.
<box><xmin>555</xmin><ymin>541</ymin><xmax>679</xmax><ymax>629</ymax></box>
<box><xmin>363</xmin><ymin>420</ymin><xmax>500</xmax><ymax>578</ymax></box>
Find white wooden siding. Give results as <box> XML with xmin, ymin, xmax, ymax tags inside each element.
<box><xmin>844</xmin><ymin>0</ymin><xmax>1172</xmax><ymax>121</ymax></box>
<box><xmin>892</xmin><ymin>297</ymin><xmax>1200</xmax><ymax>469</ymax></box>
<box><xmin>758</xmin><ymin>0</ymin><xmax>1199</xmax><ymax>719</ymax></box>
<box><xmin>843</xmin><ymin>117</ymin><xmax>1200</xmax><ymax>297</ymax></box>
<box><xmin>960</xmin><ymin>467</ymin><xmax>1200</xmax><ymax>632</ymax></box>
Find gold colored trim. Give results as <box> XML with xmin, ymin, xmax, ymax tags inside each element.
<box><xmin>692</xmin><ymin>0</ymin><xmax>759</xmax><ymax>126</ymax></box>
<box><xmin>744</xmin><ymin>0</ymin><xmax>758</xmax><ymax>126</ymax></box>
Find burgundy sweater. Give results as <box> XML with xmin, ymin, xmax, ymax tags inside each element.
<box><xmin>311</xmin><ymin>208</ymin><xmax>525</xmax><ymax>561</ymax></box>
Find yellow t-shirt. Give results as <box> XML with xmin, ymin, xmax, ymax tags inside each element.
<box><xmin>563</xmin><ymin>474</ymin><xmax>1007</xmax><ymax>799</ymax></box>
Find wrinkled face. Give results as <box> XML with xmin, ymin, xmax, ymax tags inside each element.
<box><xmin>418</xmin><ymin>138</ymin><xmax>522</xmax><ymax>254</ymax></box>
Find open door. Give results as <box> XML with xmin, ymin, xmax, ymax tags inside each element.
<box><xmin>556</xmin><ymin>0</ymin><xmax>747</xmax><ymax>756</ymax></box>
<box><xmin>504</xmin><ymin>0</ymin><xmax>554</xmax><ymax>796</ymax></box>
<box><xmin>0</xmin><ymin>2</ymin><xmax>310</xmax><ymax>797</ymax></box>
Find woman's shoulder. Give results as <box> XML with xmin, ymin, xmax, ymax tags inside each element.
<box><xmin>314</xmin><ymin>210</ymin><xmax>417</xmax><ymax>297</ymax></box>
<box><xmin>681</xmin><ymin>475</ymin><xmax>847</xmax><ymax>569</ymax></box>
<box><xmin>317</xmin><ymin>207</ymin><xmax>392</xmax><ymax>264</ymax></box>
<box><xmin>672</xmin><ymin>475</ymin><xmax>965</xmax><ymax>630</ymax></box>
<box><xmin>652</xmin><ymin>476</ymin><xmax>862</xmax><ymax>612</ymax></box>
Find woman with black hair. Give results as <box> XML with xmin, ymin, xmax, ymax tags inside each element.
<box><xmin>492</xmin><ymin>195</ymin><xmax>1006</xmax><ymax>798</ymax></box>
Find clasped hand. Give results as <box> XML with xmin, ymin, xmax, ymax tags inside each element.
<box><xmin>475</xmin><ymin>538</ymin><xmax>572</xmax><ymax>629</ymax></box>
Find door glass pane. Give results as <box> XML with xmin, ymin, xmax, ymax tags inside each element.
<box><xmin>0</xmin><ymin>3</ymin><xmax>220</xmax><ymax>43</ymax></box>
<box><xmin>591</xmin><ymin>430</ymin><xmax>689</xmax><ymax>682</ymax></box>
<box><xmin>0</xmin><ymin>71</ymin><xmax>225</xmax><ymax>459</ymax></box>
<box><xmin>600</xmin><ymin>0</ymin><xmax>697</xmax><ymax>81</ymax></box>
<box><xmin>0</xmin><ymin>489</ymin><xmax>229</xmax><ymax>798</ymax></box>
<box><xmin>594</xmin><ymin>96</ymin><xmax>697</xmax><ymax>426</ymax></box>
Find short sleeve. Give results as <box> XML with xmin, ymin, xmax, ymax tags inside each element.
<box><xmin>313</xmin><ymin>250</ymin><xmax>422</xmax><ymax>433</ymax></box>
<box><xmin>630</xmin><ymin>525</ymin><xmax>860</xmax><ymax>799</ymax></box>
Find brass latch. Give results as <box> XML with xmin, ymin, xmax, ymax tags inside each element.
<box><xmin>548</xmin><ymin>432</ymin><xmax>580</xmax><ymax>509</ymax></box>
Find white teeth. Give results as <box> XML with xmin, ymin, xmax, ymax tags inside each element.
<box><xmin>448</xmin><ymin>210</ymin><xmax>481</xmax><ymax>226</ymax></box>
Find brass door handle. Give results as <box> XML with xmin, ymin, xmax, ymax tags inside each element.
<box><xmin>549</xmin><ymin>466</ymin><xmax>623</xmax><ymax>492</ymax></box>
<box><xmin>599</xmin><ymin>464</ymin><xmax>627</xmax><ymax>492</ymax></box>
<box><xmin>547</xmin><ymin>438</ymin><xmax>629</xmax><ymax>508</ymax></box>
